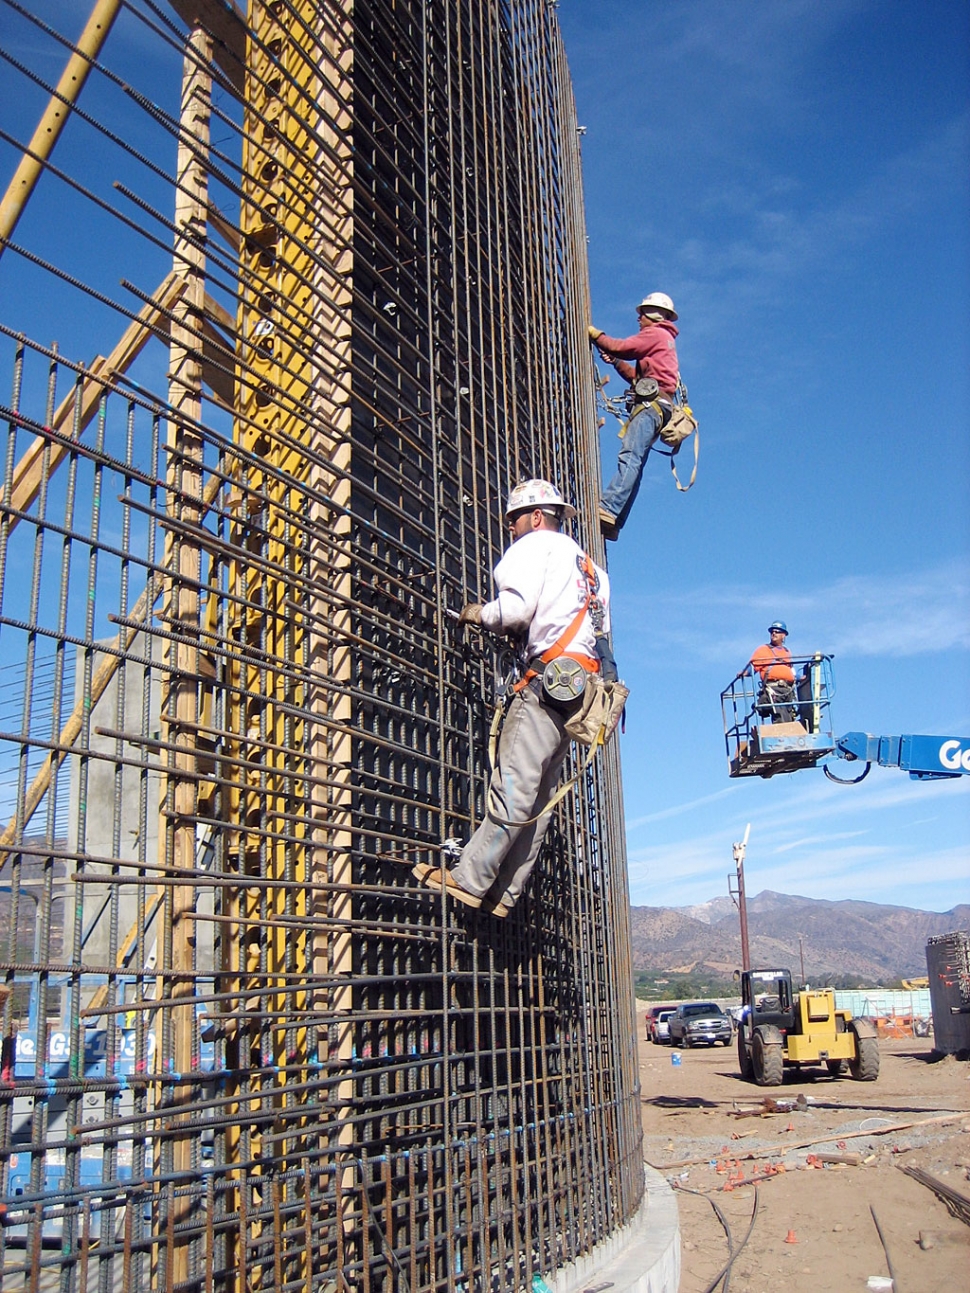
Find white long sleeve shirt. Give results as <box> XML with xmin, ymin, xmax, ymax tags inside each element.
<box><xmin>479</xmin><ymin>530</ymin><xmax>610</xmax><ymax>659</ymax></box>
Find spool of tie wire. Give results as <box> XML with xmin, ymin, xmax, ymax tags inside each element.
<box><xmin>633</xmin><ymin>376</ymin><xmax>660</xmax><ymax>401</ymax></box>
<box><xmin>541</xmin><ymin>657</ymin><xmax>588</xmax><ymax>704</ymax></box>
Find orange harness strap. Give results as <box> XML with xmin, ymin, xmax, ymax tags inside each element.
<box><xmin>512</xmin><ymin>555</ymin><xmax>602</xmax><ymax>693</ymax></box>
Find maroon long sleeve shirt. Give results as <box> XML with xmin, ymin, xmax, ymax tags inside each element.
<box><xmin>595</xmin><ymin>319</ymin><xmax>680</xmax><ymax>394</ymax></box>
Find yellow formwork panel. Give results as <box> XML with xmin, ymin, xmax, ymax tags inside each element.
<box><xmin>220</xmin><ymin>1</ymin><xmax>354</xmax><ymax>1282</ymax></box>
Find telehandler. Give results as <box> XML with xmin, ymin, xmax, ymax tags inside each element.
<box><xmin>737</xmin><ymin>967</ymin><xmax>879</xmax><ymax>1086</ymax></box>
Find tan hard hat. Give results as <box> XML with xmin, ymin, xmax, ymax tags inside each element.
<box><xmin>504</xmin><ymin>479</ymin><xmax>577</xmax><ymax>522</ymax></box>
<box><xmin>637</xmin><ymin>292</ymin><xmax>677</xmax><ymax>320</ymax></box>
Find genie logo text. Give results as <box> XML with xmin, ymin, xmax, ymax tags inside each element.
<box><xmin>938</xmin><ymin>741</ymin><xmax>970</xmax><ymax>772</ymax></box>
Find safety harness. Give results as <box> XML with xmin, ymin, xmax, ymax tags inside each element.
<box><xmin>486</xmin><ymin>555</ymin><xmax>618</xmax><ymax>829</ymax></box>
<box><xmin>594</xmin><ymin>354</ymin><xmax>700</xmax><ymax>493</ymax></box>
<box><xmin>511</xmin><ymin>554</ymin><xmax>602</xmax><ymax>696</ymax></box>
<box><xmin>757</xmin><ymin>646</ymin><xmax>794</xmax><ymax>683</ymax></box>
<box><xmin>622</xmin><ymin>379</ymin><xmax>699</xmax><ymax>493</ymax></box>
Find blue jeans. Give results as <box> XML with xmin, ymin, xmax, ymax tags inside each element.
<box><xmin>600</xmin><ymin>402</ymin><xmax>662</xmax><ymax>522</ymax></box>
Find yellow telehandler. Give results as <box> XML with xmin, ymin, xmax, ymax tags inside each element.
<box><xmin>737</xmin><ymin>968</ymin><xmax>879</xmax><ymax>1085</ymax></box>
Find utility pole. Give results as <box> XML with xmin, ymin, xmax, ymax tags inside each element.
<box><xmin>798</xmin><ymin>935</ymin><xmax>806</xmax><ymax>985</ymax></box>
<box><xmin>729</xmin><ymin>823</ymin><xmax>752</xmax><ymax>972</ymax></box>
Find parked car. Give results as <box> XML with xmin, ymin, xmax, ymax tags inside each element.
<box><xmin>668</xmin><ymin>1001</ymin><xmax>733</xmax><ymax>1048</ymax></box>
<box><xmin>645</xmin><ymin>1004</ymin><xmax>677</xmax><ymax>1043</ymax></box>
<box><xmin>654</xmin><ymin>1009</ymin><xmax>675</xmax><ymax>1045</ymax></box>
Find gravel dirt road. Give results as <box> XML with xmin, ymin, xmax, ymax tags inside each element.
<box><xmin>636</xmin><ymin>1007</ymin><xmax>970</xmax><ymax>1292</ymax></box>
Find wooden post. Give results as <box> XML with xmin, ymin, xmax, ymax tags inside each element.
<box><xmin>159</xmin><ymin>23</ymin><xmax>212</xmax><ymax>1286</ymax></box>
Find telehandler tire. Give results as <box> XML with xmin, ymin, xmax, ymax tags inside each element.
<box><xmin>752</xmin><ymin>1025</ymin><xmax>784</xmax><ymax>1086</ymax></box>
<box><xmin>737</xmin><ymin>1026</ymin><xmax>754</xmax><ymax>1080</ymax></box>
<box><xmin>848</xmin><ymin>1020</ymin><xmax>880</xmax><ymax>1081</ymax></box>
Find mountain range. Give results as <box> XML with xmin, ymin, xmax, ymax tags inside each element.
<box><xmin>628</xmin><ymin>891</ymin><xmax>970</xmax><ymax>981</ymax></box>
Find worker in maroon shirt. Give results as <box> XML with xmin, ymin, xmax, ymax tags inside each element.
<box><xmin>589</xmin><ymin>292</ymin><xmax>680</xmax><ymax>538</ymax></box>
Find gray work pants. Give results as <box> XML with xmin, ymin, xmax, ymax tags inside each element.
<box><xmin>452</xmin><ymin>685</ymin><xmax>571</xmax><ymax>909</ymax></box>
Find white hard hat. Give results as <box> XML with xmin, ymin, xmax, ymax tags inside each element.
<box><xmin>637</xmin><ymin>292</ymin><xmax>677</xmax><ymax>320</ymax></box>
<box><xmin>504</xmin><ymin>479</ymin><xmax>577</xmax><ymax>522</ymax></box>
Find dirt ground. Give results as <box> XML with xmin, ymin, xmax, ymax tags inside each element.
<box><xmin>635</xmin><ymin>1007</ymin><xmax>970</xmax><ymax>1292</ymax></box>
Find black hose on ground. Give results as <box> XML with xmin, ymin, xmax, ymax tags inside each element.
<box><xmin>703</xmin><ymin>1185</ymin><xmax>760</xmax><ymax>1293</ymax></box>
<box><xmin>671</xmin><ymin>1178</ymin><xmax>761</xmax><ymax>1293</ymax></box>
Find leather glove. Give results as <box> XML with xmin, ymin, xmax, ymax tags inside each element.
<box><xmin>458</xmin><ymin>602</ymin><xmax>483</xmax><ymax>626</ymax></box>
<box><xmin>588</xmin><ymin>325</ymin><xmax>604</xmax><ymax>341</ymax></box>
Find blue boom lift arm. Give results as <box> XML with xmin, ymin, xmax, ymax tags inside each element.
<box><xmin>833</xmin><ymin>732</ymin><xmax>970</xmax><ymax>781</ymax></box>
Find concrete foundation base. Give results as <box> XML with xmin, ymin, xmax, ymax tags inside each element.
<box><xmin>546</xmin><ymin>1166</ymin><xmax>680</xmax><ymax>1293</ymax></box>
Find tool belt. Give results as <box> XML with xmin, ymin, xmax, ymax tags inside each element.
<box><xmin>620</xmin><ymin>377</ymin><xmax>673</xmax><ymax>437</ymax></box>
<box><xmin>486</xmin><ymin>670</ymin><xmax>629</xmax><ymax>827</ymax></box>
<box><xmin>621</xmin><ymin>377</ymin><xmax>699</xmax><ymax>492</ymax></box>
<box><xmin>563</xmin><ymin>674</ymin><xmax>630</xmax><ymax>747</ymax></box>
<box><xmin>522</xmin><ymin>650</ymin><xmax>599</xmax><ymax>708</ymax></box>
<box><xmin>625</xmin><ymin>376</ymin><xmax>660</xmax><ymax>409</ymax></box>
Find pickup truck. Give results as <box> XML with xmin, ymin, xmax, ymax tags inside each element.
<box><xmin>654</xmin><ymin>1009</ymin><xmax>675</xmax><ymax>1045</ymax></box>
<box><xmin>668</xmin><ymin>1001</ymin><xmax>733</xmax><ymax>1048</ymax></box>
<box><xmin>645</xmin><ymin>1003</ymin><xmax>677</xmax><ymax>1042</ymax></box>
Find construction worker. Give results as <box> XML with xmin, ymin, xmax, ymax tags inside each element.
<box><xmin>749</xmin><ymin>621</ymin><xmax>797</xmax><ymax>724</ymax></box>
<box><xmin>589</xmin><ymin>291</ymin><xmax>680</xmax><ymax>538</ymax></box>
<box><xmin>415</xmin><ymin>480</ymin><xmax>610</xmax><ymax>917</ymax></box>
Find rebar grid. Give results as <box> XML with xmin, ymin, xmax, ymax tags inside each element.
<box><xmin>0</xmin><ymin>2</ymin><xmax>641</xmax><ymax>1289</ymax></box>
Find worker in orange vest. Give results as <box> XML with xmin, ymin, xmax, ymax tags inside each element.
<box><xmin>749</xmin><ymin>621</ymin><xmax>797</xmax><ymax>724</ymax></box>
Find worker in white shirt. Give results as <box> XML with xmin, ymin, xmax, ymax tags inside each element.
<box><xmin>415</xmin><ymin>480</ymin><xmax>611</xmax><ymax>917</ymax></box>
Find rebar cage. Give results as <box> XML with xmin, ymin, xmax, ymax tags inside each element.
<box><xmin>0</xmin><ymin>2</ymin><xmax>641</xmax><ymax>1289</ymax></box>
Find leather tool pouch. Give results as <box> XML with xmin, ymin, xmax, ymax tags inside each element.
<box><xmin>658</xmin><ymin>404</ymin><xmax>697</xmax><ymax>450</ymax></box>
<box><xmin>564</xmin><ymin>677</ymin><xmax>630</xmax><ymax>747</ymax></box>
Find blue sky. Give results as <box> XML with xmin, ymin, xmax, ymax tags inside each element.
<box><xmin>1</xmin><ymin>1</ymin><xmax>967</xmax><ymax>915</ymax></box>
<box><xmin>558</xmin><ymin>0</ymin><xmax>969</xmax><ymax>912</ymax></box>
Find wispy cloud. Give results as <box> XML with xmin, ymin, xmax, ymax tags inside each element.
<box><xmin>626</xmin><ymin>786</ymin><xmax>738</xmax><ymax>831</ymax></box>
<box><xmin>575</xmin><ymin>1</ymin><xmax>869</xmax><ymax>149</ymax></box>
<box><xmin>772</xmin><ymin>830</ymin><xmax>868</xmax><ymax>855</ymax></box>
<box><xmin>577</xmin><ymin>0</ymin><xmax>969</xmax><ymax>336</ymax></box>
<box><xmin>620</xmin><ymin>558</ymin><xmax>970</xmax><ymax>664</ymax></box>
<box><xmin>628</xmin><ymin>836</ymin><xmax>969</xmax><ymax>911</ymax></box>
<box><xmin>626</xmin><ymin>774</ymin><xmax>970</xmax><ymax>909</ymax></box>
<box><xmin>675</xmin><ymin>113</ymin><xmax>970</xmax><ymax>340</ymax></box>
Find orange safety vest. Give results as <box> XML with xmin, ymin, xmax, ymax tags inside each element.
<box><xmin>750</xmin><ymin>644</ymin><xmax>794</xmax><ymax>684</ymax></box>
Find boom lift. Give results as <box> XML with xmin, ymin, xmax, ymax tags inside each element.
<box><xmin>721</xmin><ymin>654</ymin><xmax>970</xmax><ymax>782</ymax></box>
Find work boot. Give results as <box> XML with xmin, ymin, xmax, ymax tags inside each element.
<box><xmin>598</xmin><ymin>507</ymin><xmax>619</xmax><ymax>540</ymax></box>
<box><xmin>416</xmin><ymin>866</ymin><xmax>482</xmax><ymax>909</ymax></box>
<box><xmin>480</xmin><ymin>895</ymin><xmax>511</xmax><ymax>919</ymax></box>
